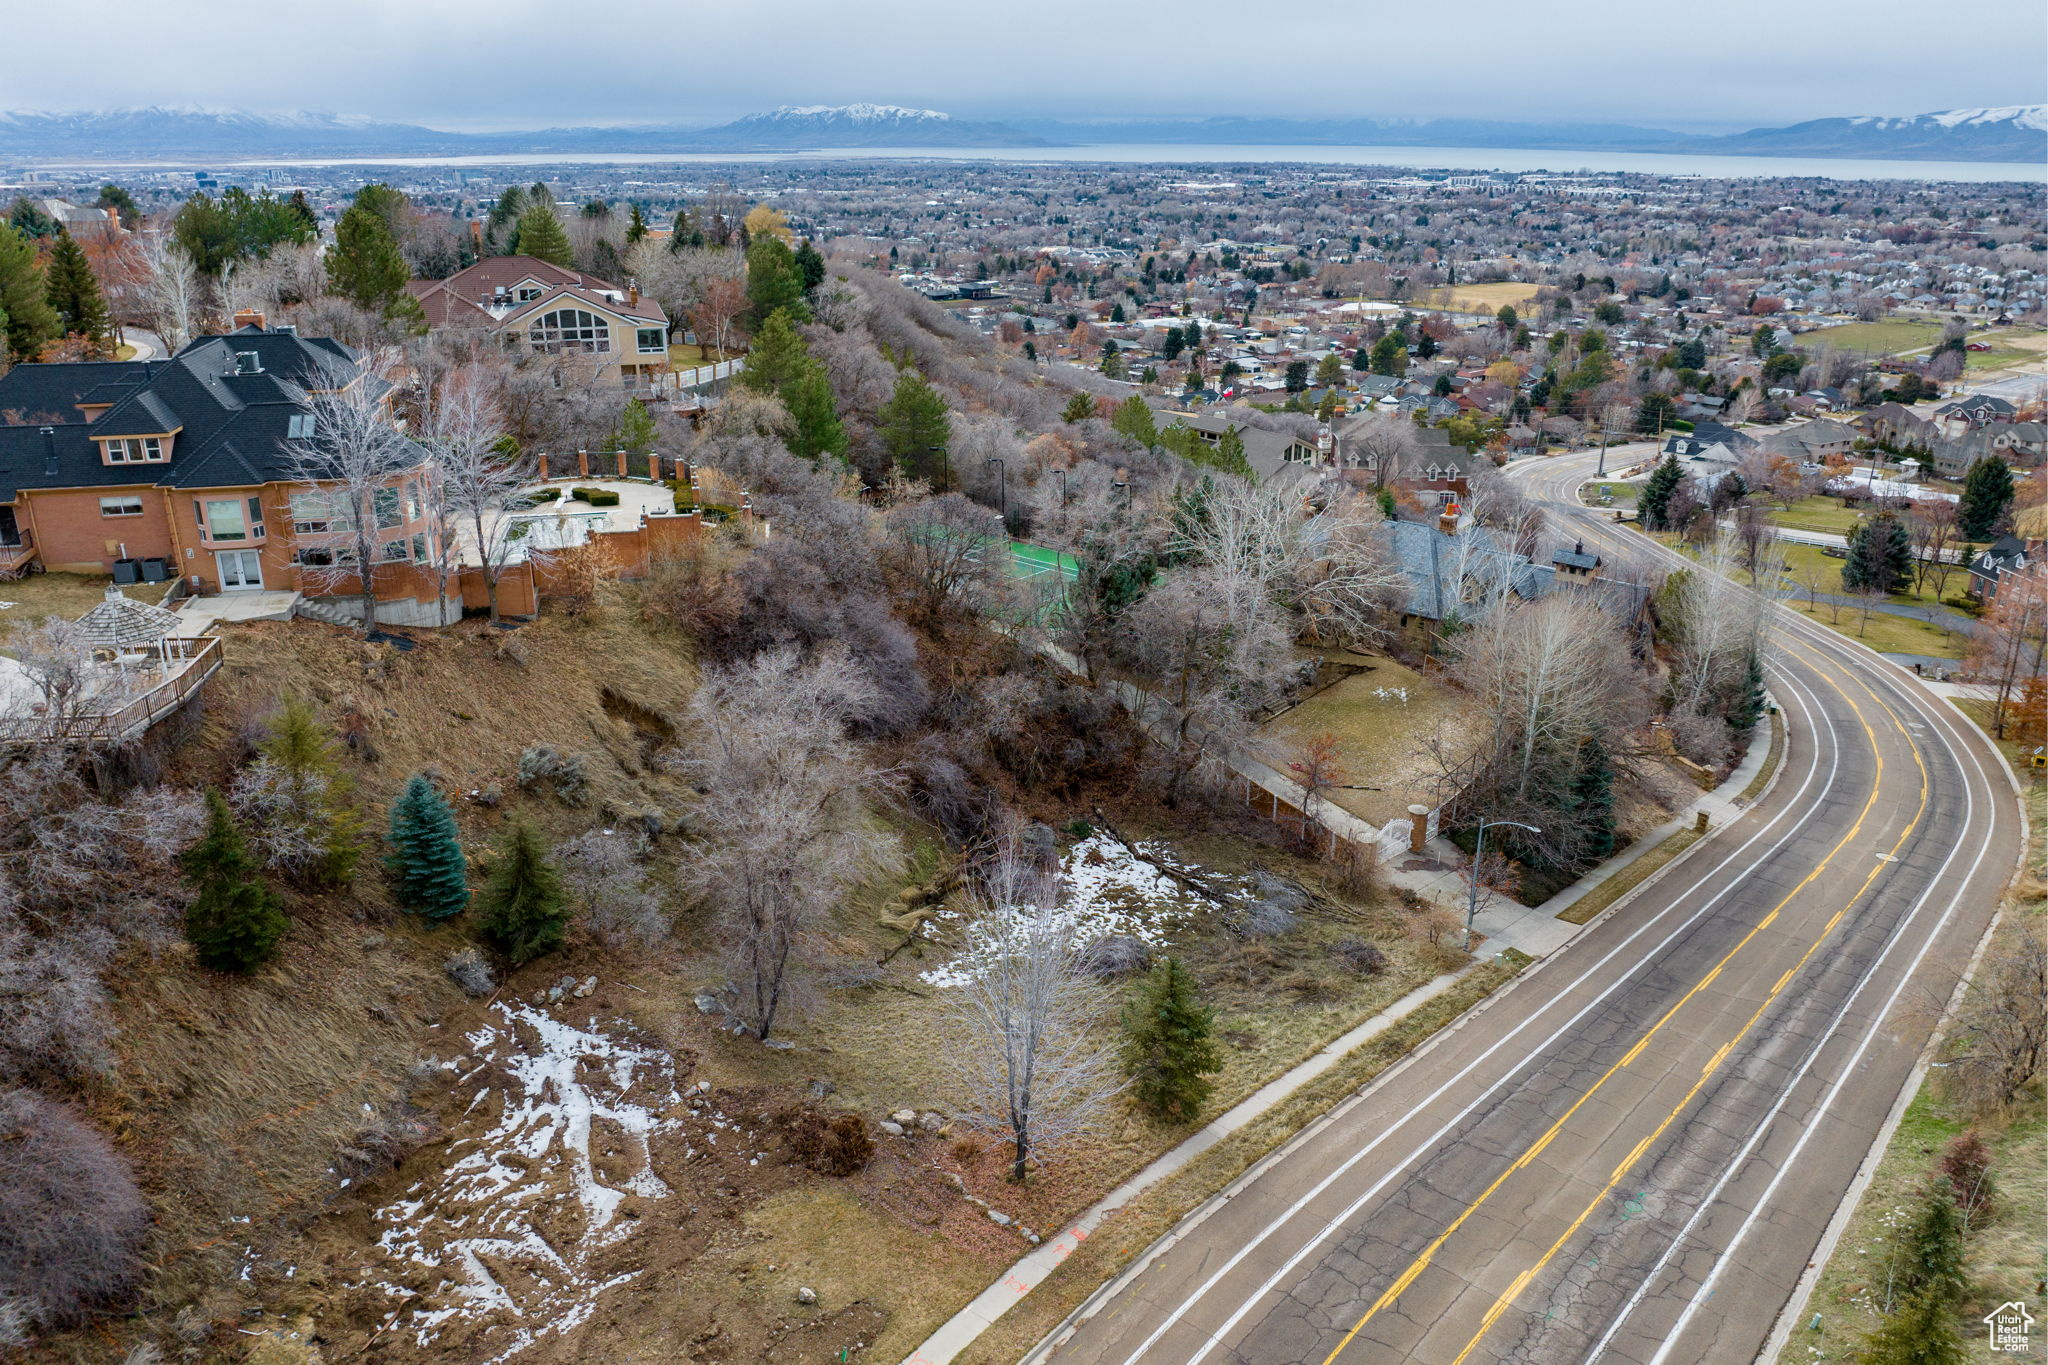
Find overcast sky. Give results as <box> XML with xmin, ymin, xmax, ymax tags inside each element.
<box><xmin>12</xmin><ymin>0</ymin><xmax>2046</xmax><ymax>132</ymax></box>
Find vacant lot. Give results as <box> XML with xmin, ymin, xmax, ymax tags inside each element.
<box><xmin>1803</xmin><ymin>319</ymin><xmax>1945</xmax><ymax>356</ymax></box>
<box><xmin>1765</xmin><ymin>494</ymin><xmax>1865</xmax><ymax>537</ymax></box>
<box><xmin>1255</xmin><ymin>654</ymin><xmax>1467</xmax><ymax>827</ymax></box>
<box><xmin>1413</xmin><ymin>281</ymin><xmax>1542</xmax><ymax>315</ymax></box>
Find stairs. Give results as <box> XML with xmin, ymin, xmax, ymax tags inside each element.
<box><xmin>293</xmin><ymin>596</ymin><xmax>362</xmax><ymax>628</ymax></box>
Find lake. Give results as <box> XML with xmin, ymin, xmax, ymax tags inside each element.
<box><xmin>45</xmin><ymin>143</ymin><xmax>2045</xmax><ymax>183</ymax></box>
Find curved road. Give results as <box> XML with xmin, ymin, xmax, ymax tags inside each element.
<box><xmin>1028</xmin><ymin>448</ymin><xmax>2020</xmax><ymax>1365</ymax></box>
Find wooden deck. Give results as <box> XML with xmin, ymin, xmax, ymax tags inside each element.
<box><xmin>0</xmin><ymin>636</ymin><xmax>222</xmax><ymax>745</ymax></box>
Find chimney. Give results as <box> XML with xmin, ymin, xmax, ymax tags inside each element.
<box><xmin>1438</xmin><ymin>510</ymin><xmax>1458</xmax><ymax>535</ymax></box>
<box><xmin>232</xmin><ymin>307</ymin><xmax>266</xmax><ymax>332</ymax></box>
<box><xmin>628</xmin><ymin>281</ymin><xmax>640</xmax><ymax>308</ymax></box>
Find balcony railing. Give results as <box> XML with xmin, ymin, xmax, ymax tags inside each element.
<box><xmin>0</xmin><ymin>636</ymin><xmax>222</xmax><ymax>745</ymax></box>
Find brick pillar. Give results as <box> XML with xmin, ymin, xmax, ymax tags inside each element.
<box><xmin>577</xmin><ymin>449</ymin><xmax>590</xmax><ymax>478</ymax></box>
<box><xmin>537</xmin><ymin>453</ymin><xmax>549</xmax><ymax>481</ymax></box>
<box><xmin>615</xmin><ymin>449</ymin><xmax>627</xmax><ymax>479</ymax></box>
<box><xmin>1408</xmin><ymin>804</ymin><xmax>1431</xmax><ymax>853</ymax></box>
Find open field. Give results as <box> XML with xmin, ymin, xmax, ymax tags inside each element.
<box><xmin>1765</xmin><ymin>494</ymin><xmax>1868</xmax><ymax>537</ymax></box>
<box><xmin>1254</xmin><ymin>653</ymin><xmax>1467</xmax><ymax>827</ymax></box>
<box><xmin>1411</xmin><ymin>281</ymin><xmax>1542</xmax><ymax>315</ymax></box>
<box><xmin>1771</xmin><ymin>540</ymin><xmax>1968</xmax><ymax>614</ymax></box>
<box><xmin>1781</xmin><ymin>596</ymin><xmax>1965</xmax><ymax>660</ymax></box>
<box><xmin>1803</xmin><ymin>319</ymin><xmax>1945</xmax><ymax>355</ymax></box>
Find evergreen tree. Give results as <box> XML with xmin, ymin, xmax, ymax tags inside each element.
<box><xmin>1842</xmin><ymin>510</ymin><xmax>1912</xmax><ymax>595</ymax></box>
<box><xmin>478</xmin><ymin>821</ymin><xmax>569</xmax><ymax>965</ymax></box>
<box><xmin>625</xmin><ymin>202</ymin><xmax>648</xmax><ymax>244</ymax></box>
<box><xmin>614</xmin><ymin>397</ymin><xmax>658</xmax><ymax>454</ymax></box>
<box><xmin>183</xmin><ymin>790</ymin><xmax>289</xmax><ymax>973</ymax></box>
<box><xmin>325</xmin><ymin>204</ymin><xmax>411</xmax><ymax>315</ymax></box>
<box><xmin>42</xmin><ymin>231</ymin><xmax>110</xmax><ymax>354</ymax></box>
<box><xmin>94</xmin><ymin>183</ymin><xmax>140</xmax><ymax>229</ymax></box>
<box><xmin>1112</xmin><ymin>394</ymin><xmax>1159</xmax><ymax>448</ymax></box>
<box><xmin>793</xmin><ymin>238</ymin><xmax>827</xmax><ymax>293</ymax></box>
<box><xmin>877</xmin><ymin>368</ymin><xmax>951</xmax><ymax>484</ymax></box>
<box><xmin>1570</xmin><ymin>742</ymin><xmax>1618</xmax><ymax>862</ymax></box>
<box><xmin>1284</xmin><ymin>359</ymin><xmax>1311</xmax><ymax>393</ymax></box>
<box><xmin>1212</xmin><ymin>426</ymin><xmax>1253</xmax><ymax>479</ymax></box>
<box><xmin>1062</xmin><ymin>391</ymin><xmax>1097</xmax><ymax>424</ymax></box>
<box><xmin>285</xmin><ymin>190</ymin><xmax>318</xmax><ymax>236</ymax></box>
<box><xmin>0</xmin><ymin>222</ymin><xmax>58</xmax><ymax>363</ymax></box>
<box><xmin>1957</xmin><ymin>456</ymin><xmax>2014</xmax><ymax>541</ymax></box>
<box><xmin>1370</xmin><ymin>331</ymin><xmax>1408</xmax><ymax>376</ymax></box>
<box><xmin>385</xmin><ymin>775</ymin><xmax>470</xmax><ymax>920</ymax></box>
<box><xmin>512</xmin><ymin>202</ymin><xmax>573</xmax><ymax>269</ymax></box>
<box><xmin>1856</xmin><ymin>1288</ymin><xmax>1966</xmax><ymax>1365</ymax></box>
<box><xmin>745</xmin><ymin>234</ymin><xmax>808</xmax><ymax>327</ymax></box>
<box><xmin>259</xmin><ymin>697</ymin><xmax>365</xmax><ymax>885</ymax></box>
<box><xmin>1121</xmin><ymin>957</ymin><xmax>1222</xmax><ymax>1120</ymax></box>
<box><xmin>737</xmin><ymin>308</ymin><xmax>810</xmax><ymax>395</ymax></box>
<box><xmin>784</xmin><ymin>364</ymin><xmax>848</xmax><ymax>461</ymax></box>
<box><xmin>351</xmin><ymin>183</ymin><xmax>409</xmax><ymax>240</ymax></box>
<box><xmin>1638</xmin><ymin>455</ymin><xmax>1685</xmax><ymax>531</ymax></box>
<box><xmin>1903</xmin><ymin>1179</ymin><xmax>1969</xmax><ymax>1306</ymax></box>
<box><xmin>1351</xmin><ymin>346</ymin><xmax>1371</xmax><ymax>371</ymax></box>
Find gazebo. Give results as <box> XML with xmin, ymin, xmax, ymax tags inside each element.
<box><xmin>74</xmin><ymin>585</ymin><xmax>183</xmax><ymax>657</ymax></box>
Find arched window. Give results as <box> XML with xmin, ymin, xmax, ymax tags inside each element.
<box><xmin>528</xmin><ymin>309</ymin><xmax>611</xmax><ymax>354</ymax></box>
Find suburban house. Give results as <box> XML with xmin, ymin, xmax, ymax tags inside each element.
<box><xmin>0</xmin><ymin>323</ymin><xmax>444</xmax><ymax>620</ymax></box>
<box><xmin>405</xmin><ymin>255</ymin><xmax>672</xmax><ymax>391</ymax></box>
<box><xmin>1759</xmin><ymin>418</ymin><xmax>1858</xmax><ymax>465</ymax></box>
<box><xmin>1967</xmin><ymin>533</ymin><xmax>2034</xmax><ymax>603</ymax></box>
<box><xmin>1934</xmin><ymin>394</ymin><xmax>2017</xmax><ymax>430</ymax></box>
<box><xmin>1165</xmin><ymin>409</ymin><xmax>1326</xmax><ymax>480</ymax></box>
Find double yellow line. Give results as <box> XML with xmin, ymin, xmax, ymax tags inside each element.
<box><xmin>1318</xmin><ymin>638</ymin><xmax>1928</xmax><ymax>1364</ymax></box>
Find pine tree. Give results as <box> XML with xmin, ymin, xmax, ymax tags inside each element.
<box><xmin>1638</xmin><ymin>455</ymin><xmax>1685</xmax><ymax>531</ymax></box>
<box><xmin>877</xmin><ymin>368</ymin><xmax>951</xmax><ymax>484</ymax></box>
<box><xmin>1062</xmin><ymin>392</ymin><xmax>1097</xmax><ymax>424</ymax></box>
<box><xmin>738</xmin><ymin>308</ymin><xmax>810</xmax><ymax>395</ymax></box>
<box><xmin>325</xmin><ymin>204</ymin><xmax>411</xmax><ymax>315</ymax></box>
<box><xmin>1957</xmin><ymin>456</ymin><xmax>2014</xmax><ymax>542</ymax></box>
<box><xmin>793</xmin><ymin>238</ymin><xmax>827</xmax><ymax>293</ymax></box>
<box><xmin>0</xmin><ymin>222</ymin><xmax>58</xmax><ymax>363</ymax></box>
<box><xmin>1112</xmin><ymin>394</ymin><xmax>1160</xmax><ymax>448</ymax></box>
<box><xmin>43</xmin><ymin>231</ymin><xmax>111</xmax><ymax>353</ymax></box>
<box><xmin>1904</xmin><ymin>1178</ymin><xmax>1969</xmax><ymax>1306</ymax></box>
<box><xmin>512</xmin><ymin>202</ymin><xmax>574</xmax><ymax>269</ymax></box>
<box><xmin>385</xmin><ymin>775</ymin><xmax>470</xmax><ymax>920</ymax></box>
<box><xmin>1121</xmin><ymin>957</ymin><xmax>1222</xmax><ymax>1121</ymax></box>
<box><xmin>183</xmin><ymin>790</ymin><xmax>289</xmax><ymax>973</ymax></box>
<box><xmin>745</xmin><ymin>235</ymin><xmax>808</xmax><ymax>327</ymax></box>
<box><xmin>785</xmin><ymin>364</ymin><xmax>847</xmax><ymax>461</ymax></box>
<box><xmin>1856</xmin><ymin>1288</ymin><xmax>1966</xmax><ymax>1365</ymax></box>
<box><xmin>614</xmin><ymin>397</ymin><xmax>658</xmax><ymax>454</ymax></box>
<box><xmin>259</xmin><ymin>697</ymin><xmax>365</xmax><ymax>885</ymax></box>
<box><xmin>478</xmin><ymin>821</ymin><xmax>568</xmax><ymax>964</ymax></box>
<box><xmin>1843</xmin><ymin>510</ymin><xmax>1912</xmax><ymax>595</ymax></box>
<box><xmin>625</xmin><ymin>202</ymin><xmax>648</xmax><ymax>244</ymax></box>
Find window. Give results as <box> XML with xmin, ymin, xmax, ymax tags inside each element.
<box><xmin>294</xmin><ymin>546</ymin><xmax>355</xmax><ymax>568</ymax></box>
<box><xmin>636</xmin><ymin>327</ymin><xmax>667</xmax><ymax>354</ymax></box>
<box><xmin>99</xmin><ymin>495</ymin><xmax>144</xmax><ymax>517</ymax></box>
<box><xmin>104</xmin><ymin>437</ymin><xmax>165</xmax><ymax>463</ymax></box>
<box><xmin>290</xmin><ymin>489</ymin><xmax>352</xmax><ymax>534</ymax></box>
<box><xmin>379</xmin><ymin>538</ymin><xmax>411</xmax><ymax>562</ymax></box>
<box><xmin>528</xmin><ymin>309</ymin><xmax>610</xmax><ymax>354</ymax></box>
<box><xmin>374</xmin><ymin>487</ymin><xmax>402</xmax><ymax>528</ymax></box>
<box><xmin>517</xmin><ymin>286</ymin><xmax>542</xmax><ymax>302</ymax></box>
<box><xmin>201</xmin><ymin>498</ymin><xmax>247</xmax><ymax>541</ymax></box>
<box><xmin>287</xmin><ymin>413</ymin><xmax>316</xmax><ymax>440</ymax></box>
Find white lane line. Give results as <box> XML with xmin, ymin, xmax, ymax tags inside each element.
<box><xmin>1619</xmin><ymin>628</ymin><xmax>2005</xmax><ymax>1365</ymax></box>
<box><xmin>1118</xmin><ymin>664</ymin><xmax>1845</xmax><ymax>1365</ymax></box>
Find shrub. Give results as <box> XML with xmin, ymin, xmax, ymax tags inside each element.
<box><xmin>443</xmin><ymin>947</ymin><xmax>495</xmax><ymax>998</ymax></box>
<box><xmin>569</xmin><ymin>487</ymin><xmax>620</xmax><ymax>507</ymax></box>
<box><xmin>516</xmin><ymin>745</ymin><xmax>588</xmax><ymax>804</ymax></box>
<box><xmin>528</xmin><ymin>487</ymin><xmax>561</xmax><ymax>503</ymax></box>
<box><xmin>0</xmin><ymin>1088</ymin><xmax>149</xmax><ymax>1333</ymax></box>
<box><xmin>1079</xmin><ymin>933</ymin><xmax>1153</xmax><ymax>981</ymax></box>
<box><xmin>1333</xmin><ymin>937</ymin><xmax>1389</xmax><ymax>976</ymax></box>
<box><xmin>778</xmin><ymin>1109</ymin><xmax>875</xmax><ymax>1176</ymax></box>
<box><xmin>1938</xmin><ymin>1129</ymin><xmax>1997</xmax><ymax>1228</ymax></box>
<box><xmin>568</xmin><ymin>486</ymin><xmax>594</xmax><ymax>502</ymax></box>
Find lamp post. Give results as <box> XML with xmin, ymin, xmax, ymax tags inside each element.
<box><xmin>987</xmin><ymin>456</ymin><xmax>1006</xmax><ymax>522</ymax></box>
<box><xmin>928</xmin><ymin>444</ymin><xmax>950</xmax><ymax>492</ymax></box>
<box><xmin>1466</xmin><ymin>819</ymin><xmax>1541</xmax><ymax>952</ymax></box>
<box><xmin>1112</xmin><ymin>480</ymin><xmax>1132</xmax><ymax>511</ymax></box>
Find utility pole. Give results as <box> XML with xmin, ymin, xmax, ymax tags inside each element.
<box><xmin>1466</xmin><ymin>819</ymin><xmax>1541</xmax><ymax>952</ymax></box>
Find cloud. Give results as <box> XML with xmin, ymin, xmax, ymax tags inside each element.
<box><xmin>6</xmin><ymin>0</ymin><xmax>2043</xmax><ymax>131</ymax></box>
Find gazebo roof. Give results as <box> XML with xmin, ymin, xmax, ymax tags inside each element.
<box><xmin>75</xmin><ymin>586</ymin><xmax>181</xmax><ymax>650</ymax></box>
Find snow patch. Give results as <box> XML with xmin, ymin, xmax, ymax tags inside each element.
<box><xmin>369</xmin><ymin>1003</ymin><xmax>682</xmax><ymax>1363</ymax></box>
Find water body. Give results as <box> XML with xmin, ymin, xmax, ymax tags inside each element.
<box><xmin>44</xmin><ymin>143</ymin><xmax>2044</xmax><ymax>183</ymax></box>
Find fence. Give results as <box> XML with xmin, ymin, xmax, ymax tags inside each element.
<box><xmin>0</xmin><ymin>636</ymin><xmax>222</xmax><ymax>745</ymax></box>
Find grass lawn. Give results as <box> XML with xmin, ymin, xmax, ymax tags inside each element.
<box><xmin>1805</xmin><ymin>319</ymin><xmax>1945</xmax><ymax>356</ymax></box>
<box><xmin>1765</xmin><ymin>495</ymin><xmax>1867</xmax><ymax>538</ymax></box>
<box><xmin>0</xmin><ymin>571</ymin><xmax>167</xmax><ymax>631</ymax></box>
<box><xmin>667</xmin><ymin>342</ymin><xmax>734</xmax><ymax>365</ymax></box>
<box><xmin>1556</xmin><ymin>826</ymin><xmax>1703</xmax><ymax>925</ymax></box>
<box><xmin>1965</xmin><ymin>346</ymin><xmax>2034</xmax><ymax>371</ymax></box>
<box><xmin>1782</xmin><ymin>598</ymin><xmax>1965</xmax><ymax>660</ymax></box>
<box><xmin>1769</xmin><ymin>541</ymin><xmax>1967</xmax><ymax>614</ymax></box>
<box><xmin>1256</xmin><ymin>655</ymin><xmax>1469</xmax><ymax>827</ymax></box>
<box><xmin>1583</xmin><ymin>481</ymin><xmax>1639</xmax><ymax>509</ymax></box>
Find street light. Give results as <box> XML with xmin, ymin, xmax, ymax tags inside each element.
<box><xmin>928</xmin><ymin>444</ymin><xmax>950</xmax><ymax>492</ymax></box>
<box><xmin>1053</xmin><ymin>467</ymin><xmax>1068</xmax><ymax>505</ymax></box>
<box><xmin>1112</xmin><ymin>480</ymin><xmax>1132</xmax><ymax>511</ymax></box>
<box><xmin>986</xmin><ymin>456</ymin><xmax>1006</xmax><ymax>522</ymax></box>
<box><xmin>1466</xmin><ymin>819</ymin><xmax>1541</xmax><ymax>952</ymax></box>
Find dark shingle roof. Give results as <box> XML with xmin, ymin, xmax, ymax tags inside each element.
<box><xmin>0</xmin><ymin>327</ymin><xmax>373</xmax><ymax>501</ymax></box>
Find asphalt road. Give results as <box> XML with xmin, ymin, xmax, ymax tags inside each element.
<box><xmin>1030</xmin><ymin>450</ymin><xmax>2020</xmax><ymax>1365</ymax></box>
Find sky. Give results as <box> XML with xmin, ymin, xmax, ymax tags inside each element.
<box><xmin>10</xmin><ymin>0</ymin><xmax>2046</xmax><ymax>132</ymax></box>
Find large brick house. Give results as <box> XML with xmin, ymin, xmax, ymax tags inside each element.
<box><xmin>0</xmin><ymin>323</ymin><xmax>436</xmax><ymax>607</ymax></box>
<box><xmin>405</xmin><ymin>255</ymin><xmax>672</xmax><ymax>391</ymax></box>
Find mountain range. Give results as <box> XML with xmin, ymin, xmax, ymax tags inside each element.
<box><xmin>0</xmin><ymin>103</ymin><xmax>2040</xmax><ymax>163</ymax></box>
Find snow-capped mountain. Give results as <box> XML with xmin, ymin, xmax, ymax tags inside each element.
<box><xmin>0</xmin><ymin>107</ymin><xmax>469</xmax><ymax>157</ymax></box>
<box><xmin>689</xmin><ymin>104</ymin><xmax>1044</xmax><ymax>148</ymax></box>
<box><xmin>1711</xmin><ymin>105</ymin><xmax>2046</xmax><ymax>160</ymax></box>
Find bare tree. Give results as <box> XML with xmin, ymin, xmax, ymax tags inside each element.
<box><xmin>946</xmin><ymin>844</ymin><xmax>1122</xmax><ymax>1181</ymax></box>
<box><xmin>1944</xmin><ymin>922</ymin><xmax>2047</xmax><ymax>1115</ymax></box>
<box><xmin>677</xmin><ymin>648</ymin><xmax>895</xmax><ymax>1041</ymax></box>
<box><xmin>0</xmin><ymin>1088</ymin><xmax>149</xmax><ymax>1334</ymax></box>
<box><xmin>556</xmin><ymin>828</ymin><xmax>666</xmax><ymax>947</ymax></box>
<box><xmin>883</xmin><ymin>493</ymin><xmax>1010</xmax><ymax>634</ymax></box>
<box><xmin>1344</xmin><ymin>409</ymin><xmax>1419</xmax><ymax>484</ymax></box>
<box><xmin>286</xmin><ymin>359</ymin><xmax>424</xmax><ymax>634</ymax></box>
<box><xmin>138</xmin><ymin>232</ymin><xmax>199</xmax><ymax>354</ymax></box>
<box><xmin>420</xmin><ymin>362</ymin><xmax>547</xmax><ymax>622</ymax></box>
<box><xmin>1965</xmin><ymin>562</ymin><xmax>2046</xmax><ymax>737</ymax></box>
<box><xmin>1667</xmin><ymin>539</ymin><xmax>1776</xmax><ymax>721</ymax></box>
<box><xmin>1</xmin><ymin>618</ymin><xmax>96</xmax><ymax>742</ymax></box>
<box><xmin>1907</xmin><ymin>498</ymin><xmax>1961</xmax><ymax>598</ymax></box>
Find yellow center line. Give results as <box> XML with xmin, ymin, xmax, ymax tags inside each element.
<box><xmin>1431</xmin><ymin>638</ymin><xmax>1931</xmax><ymax>1365</ymax></box>
<box><xmin>1316</xmin><ymin>636</ymin><xmax>1921</xmax><ymax>1365</ymax></box>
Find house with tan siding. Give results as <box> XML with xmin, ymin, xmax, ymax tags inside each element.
<box><xmin>405</xmin><ymin>255</ymin><xmax>672</xmax><ymax>391</ymax></box>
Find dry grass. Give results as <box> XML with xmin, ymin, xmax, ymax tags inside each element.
<box><xmin>1555</xmin><ymin>826</ymin><xmax>1703</xmax><ymax>925</ymax></box>
<box><xmin>1255</xmin><ymin>655</ymin><xmax>1468</xmax><ymax>827</ymax></box>
<box><xmin>0</xmin><ymin>571</ymin><xmax>166</xmax><ymax>630</ymax></box>
<box><xmin>1411</xmin><ymin>281</ymin><xmax>1542</xmax><ymax>315</ymax></box>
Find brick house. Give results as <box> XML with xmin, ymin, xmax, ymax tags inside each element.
<box><xmin>405</xmin><ymin>255</ymin><xmax>672</xmax><ymax>391</ymax></box>
<box><xmin>0</xmin><ymin>323</ymin><xmax>438</xmax><ymax>609</ymax></box>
